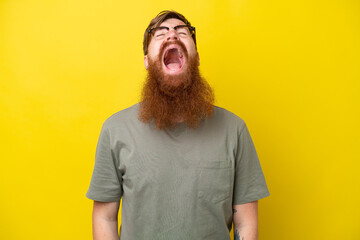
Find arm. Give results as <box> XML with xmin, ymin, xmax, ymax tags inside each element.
<box><xmin>233</xmin><ymin>200</ymin><xmax>258</xmax><ymax>240</ymax></box>
<box><xmin>92</xmin><ymin>200</ymin><xmax>120</xmax><ymax>240</ymax></box>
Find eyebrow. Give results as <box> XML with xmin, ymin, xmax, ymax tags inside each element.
<box><xmin>156</xmin><ymin>25</ymin><xmax>188</xmax><ymax>29</ymax></box>
<box><xmin>148</xmin><ymin>25</ymin><xmax>190</xmax><ymax>34</ymax></box>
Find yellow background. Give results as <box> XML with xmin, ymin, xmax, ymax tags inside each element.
<box><xmin>1</xmin><ymin>0</ymin><xmax>359</xmax><ymax>239</ymax></box>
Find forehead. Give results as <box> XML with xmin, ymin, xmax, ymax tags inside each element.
<box><xmin>159</xmin><ymin>18</ymin><xmax>186</xmax><ymax>27</ymax></box>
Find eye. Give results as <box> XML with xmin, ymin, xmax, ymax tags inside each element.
<box><xmin>176</xmin><ymin>26</ymin><xmax>189</xmax><ymax>36</ymax></box>
<box><xmin>152</xmin><ymin>27</ymin><xmax>168</xmax><ymax>38</ymax></box>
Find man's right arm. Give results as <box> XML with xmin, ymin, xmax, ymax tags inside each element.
<box><xmin>92</xmin><ymin>200</ymin><xmax>120</xmax><ymax>240</ymax></box>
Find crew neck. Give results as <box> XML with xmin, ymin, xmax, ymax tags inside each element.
<box><xmin>165</xmin><ymin>122</ymin><xmax>188</xmax><ymax>137</ymax></box>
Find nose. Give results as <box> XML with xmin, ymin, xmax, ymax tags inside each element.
<box><xmin>166</xmin><ymin>29</ymin><xmax>178</xmax><ymax>41</ymax></box>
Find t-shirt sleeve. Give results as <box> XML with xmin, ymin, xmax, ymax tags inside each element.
<box><xmin>86</xmin><ymin>123</ymin><xmax>123</xmax><ymax>202</ymax></box>
<box><xmin>233</xmin><ymin>121</ymin><xmax>270</xmax><ymax>205</ymax></box>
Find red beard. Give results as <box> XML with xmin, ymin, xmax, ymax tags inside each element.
<box><xmin>138</xmin><ymin>40</ymin><xmax>215</xmax><ymax>130</ymax></box>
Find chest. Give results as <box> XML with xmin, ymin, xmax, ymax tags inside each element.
<box><xmin>113</xmin><ymin>125</ymin><xmax>237</xmax><ymax>204</ymax></box>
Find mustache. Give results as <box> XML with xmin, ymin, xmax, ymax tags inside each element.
<box><xmin>158</xmin><ymin>40</ymin><xmax>188</xmax><ymax>61</ymax></box>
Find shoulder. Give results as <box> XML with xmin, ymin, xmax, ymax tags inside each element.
<box><xmin>102</xmin><ymin>103</ymin><xmax>140</xmax><ymax>130</ymax></box>
<box><xmin>212</xmin><ymin>105</ymin><xmax>246</xmax><ymax>131</ymax></box>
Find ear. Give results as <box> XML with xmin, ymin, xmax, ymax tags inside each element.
<box><xmin>144</xmin><ymin>55</ymin><xmax>149</xmax><ymax>69</ymax></box>
<box><xmin>197</xmin><ymin>52</ymin><xmax>200</xmax><ymax>66</ymax></box>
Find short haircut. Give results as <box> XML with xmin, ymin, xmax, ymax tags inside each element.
<box><xmin>143</xmin><ymin>10</ymin><xmax>197</xmax><ymax>55</ymax></box>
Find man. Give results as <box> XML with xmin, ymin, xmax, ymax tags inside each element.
<box><xmin>86</xmin><ymin>10</ymin><xmax>270</xmax><ymax>240</ymax></box>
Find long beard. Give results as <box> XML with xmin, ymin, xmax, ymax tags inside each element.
<box><xmin>138</xmin><ymin>44</ymin><xmax>215</xmax><ymax>130</ymax></box>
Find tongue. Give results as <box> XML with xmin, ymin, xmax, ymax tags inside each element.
<box><xmin>164</xmin><ymin>49</ymin><xmax>182</xmax><ymax>70</ymax></box>
<box><xmin>167</xmin><ymin>62</ymin><xmax>181</xmax><ymax>70</ymax></box>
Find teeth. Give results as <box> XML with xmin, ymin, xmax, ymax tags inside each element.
<box><xmin>178</xmin><ymin>48</ymin><xmax>183</xmax><ymax>58</ymax></box>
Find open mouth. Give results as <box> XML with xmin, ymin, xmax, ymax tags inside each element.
<box><xmin>163</xmin><ymin>46</ymin><xmax>184</xmax><ymax>72</ymax></box>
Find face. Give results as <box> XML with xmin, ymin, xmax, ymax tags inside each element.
<box><xmin>144</xmin><ymin>18</ymin><xmax>199</xmax><ymax>77</ymax></box>
<box><xmin>139</xmin><ymin>18</ymin><xmax>214</xmax><ymax>129</ymax></box>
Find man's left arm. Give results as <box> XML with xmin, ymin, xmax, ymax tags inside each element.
<box><xmin>233</xmin><ymin>200</ymin><xmax>258</xmax><ymax>240</ymax></box>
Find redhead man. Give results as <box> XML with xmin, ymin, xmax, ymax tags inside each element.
<box><xmin>86</xmin><ymin>10</ymin><xmax>270</xmax><ymax>240</ymax></box>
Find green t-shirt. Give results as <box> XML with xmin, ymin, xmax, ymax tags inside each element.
<box><xmin>86</xmin><ymin>103</ymin><xmax>270</xmax><ymax>240</ymax></box>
